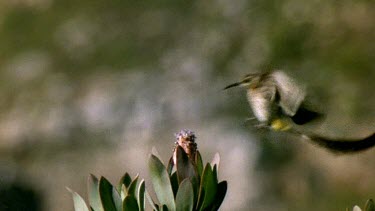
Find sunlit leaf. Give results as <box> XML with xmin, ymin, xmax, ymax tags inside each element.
<box><xmin>121</xmin><ymin>184</ymin><xmax>127</xmax><ymax>201</ymax></box>
<box><xmin>112</xmin><ymin>187</ymin><xmax>122</xmax><ymax>211</ymax></box>
<box><xmin>88</xmin><ymin>174</ymin><xmax>103</xmax><ymax>211</ymax></box>
<box><xmin>210</xmin><ymin>153</ymin><xmax>220</xmax><ymax>171</ymax></box>
<box><xmin>148</xmin><ymin>154</ymin><xmax>176</xmax><ymax>211</ymax></box>
<box><xmin>212</xmin><ymin>165</ymin><xmax>218</xmax><ymax>184</ymax></box>
<box><xmin>127</xmin><ymin>174</ymin><xmax>139</xmax><ymax>196</ymax></box>
<box><xmin>137</xmin><ymin>179</ymin><xmax>145</xmax><ymax>211</ymax></box>
<box><xmin>145</xmin><ymin>190</ymin><xmax>159</xmax><ymax>211</ymax></box>
<box><xmin>67</xmin><ymin>187</ymin><xmax>90</xmax><ymax>211</ymax></box>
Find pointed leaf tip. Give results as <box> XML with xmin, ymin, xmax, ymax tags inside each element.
<box><xmin>197</xmin><ymin>163</ymin><xmax>217</xmax><ymax>211</ymax></box>
<box><xmin>67</xmin><ymin>187</ymin><xmax>90</xmax><ymax>211</ymax></box>
<box><xmin>151</xmin><ymin>147</ymin><xmax>162</xmax><ymax>162</ymax></box>
<box><xmin>119</xmin><ymin>173</ymin><xmax>132</xmax><ymax>191</ymax></box>
<box><xmin>127</xmin><ymin>175</ymin><xmax>139</xmax><ymax>197</ymax></box>
<box><xmin>211</xmin><ymin>153</ymin><xmax>220</xmax><ymax>170</ymax></box>
<box><xmin>88</xmin><ymin>174</ymin><xmax>102</xmax><ymax>211</ymax></box>
<box><xmin>99</xmin><ymin>177</ymin><xmax>118</xmax><ymax>211</ymax></box>
<box><xmin>137</xmin><ymin>180</ymin><xmax>146</xmax><ymax>211</ymax></box>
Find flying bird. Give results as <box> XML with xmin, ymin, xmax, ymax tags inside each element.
<box><xmin>224</xmin><ymin>70</ymin><xmax>375</xmax><ymax>153</ymax></box>
<box><xmin>224</xmin><ymin>71</ymin><xmax>322</xmax><ymax>131</ymax></box>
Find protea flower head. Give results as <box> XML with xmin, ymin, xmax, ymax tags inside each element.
<box><xmin>173</xmin><ymin>129</ymin><xmax>197</xmax><ymax>165</ymax></box>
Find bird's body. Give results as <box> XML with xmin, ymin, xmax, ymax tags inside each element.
<box><xmin>224</xmin><ymin>71</ymin><xmax>319</xmax><ymax>130</ymax></box>
<box><xmin>246</xmin><ymin>73</ymin><xmax>277</xmax><ymax>123</ymax></box>
<box><xmin>224</xmin><ymin>71</ymin><xmax>375</xmax><ymax>153</ymax></box>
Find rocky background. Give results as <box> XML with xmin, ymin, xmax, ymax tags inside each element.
<box><xmin>0</xmin><ymin>0</ymin><xmax>374</xmax><ymax>210</ymax></box>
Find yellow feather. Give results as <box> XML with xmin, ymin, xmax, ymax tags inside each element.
<box><xmin>271</xmin><ymin>119</ymin><xmax>291</xmax><ymax>131</ymax></box>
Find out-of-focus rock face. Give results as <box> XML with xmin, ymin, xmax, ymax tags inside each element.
<box><xmin>0</xmin><ymin>1</ymin><xmax>374</xmax><ymax>211</ymax></box>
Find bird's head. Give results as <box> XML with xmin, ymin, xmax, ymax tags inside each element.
<box><xmin>223</xmin><ymin>73</ymin><xmax>260</xmax><ymax>90</ymax></box>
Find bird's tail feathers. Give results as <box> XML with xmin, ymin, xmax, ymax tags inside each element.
<box><xmin>287</xmin><ymin>129</ymin><xmax>375</xmax><ymax>153</ymax></box>
<box><xmin>291</xmin><ymin>106</ymin><xmax>324</xmax><ymax>125</ymax></box>
<box><xmin>306</xmin><ymin>133</ymin><xmax>375</xmax><ymax>153</ymax></box>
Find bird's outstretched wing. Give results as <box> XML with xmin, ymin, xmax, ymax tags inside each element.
<box><xmin>272</xmin><ymin>71</ymin><xmax>306</xmax><ymax>117</ymax></box>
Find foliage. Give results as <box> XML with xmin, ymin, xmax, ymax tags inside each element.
<box><xmin>68</xmin><ymin>173</ymin><xmax>146</xmax><ymax>211</ymax></box>
<box><xmin>148</xmin><ymin>146</ymin><xmax>227</xmax><ymax>211</ymax></box>
<box><xmin>68</xmin><ymin>130</ymin><xmax>227</xmax><ymax>211</ymax></box>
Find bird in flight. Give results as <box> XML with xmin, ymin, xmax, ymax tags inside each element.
<box><xmin>224</xmin><ymin>70</ymin><xmax>375</xmax><ymax>153</ymax></box>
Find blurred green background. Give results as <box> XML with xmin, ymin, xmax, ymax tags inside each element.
<box><xmin>0</xmin><ymin>0</ymin><xmax>374</xmax><ymax>210</ymax></box>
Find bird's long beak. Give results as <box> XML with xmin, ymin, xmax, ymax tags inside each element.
<box><xmin>223</xmin><ymin>82</ymin><xmax>241</xmax><ymax>90</ymax></box>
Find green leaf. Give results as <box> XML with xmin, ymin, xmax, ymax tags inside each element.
<box><xmin>118</xmin><ymin>173</ymin><xmax>132</xmax><ymax>192</ymax></box>
<box><xmin>365</xmin><ymin>199</ymin><xmax>375</xmax><ymax>211</ymax></box>
<box><xmin>176</xmin><ymin>146</ymin><xmax>197</xmax><ymax>184</ymax></box>
<box><xmin>196</xmin><ymin>189</ymin><xmax>205</xmax><ymax>210</ymax></box>
<box><xmin>209</xmin><ymin>181</ymin><xmax>227</xmax><ymax>211</ymax></box>
<box><xmin>175</xmin><ymin>179</ymin><xmax>194</xmax><ymax>211</ymax></box>
<box><xmin>170</xmin><ymin>172</ymin><xmax>179</xmax><ymax>197</ymax></box>
<box><xmin>212</xmin><ymin>165</ymin><xmax>218</xmax><ymax>185</ymax></box>
<box><xmin>112</xmin><ymin>187</ymin><xmax>122</xmax><ymax>211</ymax></box>
<box><xmin>195</xmin><ymin>151</ymin><xmax>203</xmax><ymax>178</ymax></box>
<box><xmin>67</xmin><ymin>187</ymin><xmax>90</xmax><ymax>211</ymax></box>
<box><xmin>197</xmin><ymin>164</ymin><xmax>218</xmax><ymax>211</ymax></box>
<box><xmin>167</xmin><ymin>156</ymin><xmax>174</xmax><ymax>175</ymax></box>
<box><xmin>137</xmin><ymin>179</ymin><xmax>145</xmax><ymax>211</ymax></box>
<box><xmin>151</xmin><ymin>147</ymin><xmax>163</xmax><ymax>164</ymax></box>
<box><xmin>210</xmin><ymin>153</ymin><xmax>220</xmax><ymax>171</ymax></box>
<box><xmin>148</xmin><ymin>154</ymin><xmax>176</xmax><ymax>211</ymax></box>
<box><xmin>127</xmin><ymin>174</ymin><xmax>139</xmax><ymax>196</ymax></box>
<box><xmin>190</xmin><ymin>176</ymin><xmax>199</xmax><ymax>207</ymax></box>
<box><xmin>145</xmin><ymin>190</ymin><xmax>159</xmax><ymax>211</ymax></box>
<box><xmin>99</xmin><ymin>177</ymin><xmax>118</xmax><ymax>211</ymax></box>
<box><xmin>120</xmin><ymin>184</ymin><xmax>127</xmax><ymax>201</ymax></box>
<box><xmin>88</xmin><ymin>174</ymin><xmax>103</xmax><ymax>211</ymax></box>
<box><xmin>123</xmin><ymin>195</ymin><xmax>139</xmax><ymax>211</ymax></box>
